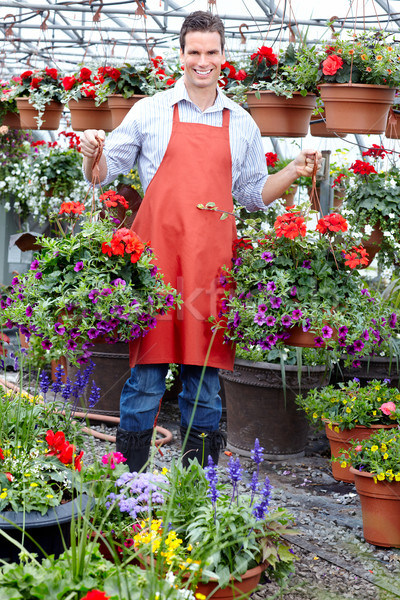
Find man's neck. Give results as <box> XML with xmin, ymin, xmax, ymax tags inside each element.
<box><xmin>183</xmin><ymin>80</ymin><xmax>218</xmax><ymax>112</ymax></box>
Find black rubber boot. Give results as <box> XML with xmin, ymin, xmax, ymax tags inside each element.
<box><xmin>115</xmin><ymin>427</ymin><xmax>153</xmax><ymax>473</ymax></box>
<box><xmin>180</xmin><ymin>427</ymin><xmax>227</xmax><ymax>468</ymax></box>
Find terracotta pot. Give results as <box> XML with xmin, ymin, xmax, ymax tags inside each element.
<box><xmin>324</xmin><ymin>422</ymin><xmax>397</xmax><ymax>483</ymax></box>
<box><xmin>16</xmin><ymin>98</ymin><xmax>63</xmax><ymax>130</ymax></box>
<box><xmin>285</xmin><ymin>322</ymin><xmax>337</xmax><ymax>349</ymax></box>
<box><xmin>190</xmin><ymin>562</ymin><xmax>267</xmax><ymax>599</ymax></box>
<box><xmin>361</xmin><ymin>222</ymin><xmax>383</xmax><ymax>267</ymax></box>
<box><xmin>68</xmin><ymin>98</ymin><xmax>112</xmax><ymax>132</ymax></box>
<box><xmin>310</xmin><ymin>110</ymin><xmax>347</xmax><ymax>138</ymax></box>
<box><xmin>107</xmin><ymin>94</ymin><xmax>146</xmax><ymax>129</ymax></box>
<box><xmin>318</xmin><ymin>83</ymin><xmax>396</xmax><ymax>135</ymax></box>
<box><xmin>220</xmin><ymin>359</ymin><xmax>330</xmax><ymax>460</ymax></box>
<box><xmin>333</xmin><ymin>189</ymin><xmax>346</xmax><ymax>209</ymax></box>
<box><xmin>246</xmin><ymin>91</ymin><xmax>316</xmax><ymax>137</ymax></box>
<box><xmin>2</xmin><ymin>110</ymin><xmax>21</xmax><ymax>128</ymax></box>
<box><xmin>385</xmin><ymin>107</ymin><xmax>400</xmax><ymax>139</ymax></box>
<box><xmin>350</xmin><ymin>466</ymin><xmax>400</xmax><ymax>547</ymax></box>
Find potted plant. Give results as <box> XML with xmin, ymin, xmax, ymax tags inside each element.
<box><xmin>135</xmin><ymin>444</ymin><xmax>297</xmax><ymax>598</ymax></box>
<box><xmin>61</xmin><ymin>67</ymin><xmax>112</xmax><ymax>131</ymax></box>
<box><xmin>339</xmin><ymin>144</ymin><xmax>400</xmax><ymax>268</ymax></box>
<box><xmin>344</xmin><ymin>428</ymin><xmax>400</xmax><ymax>547</ymax></box>
<box><xmin>1</xmin><ymin>190</ymin><xmax>181</xmax><ymax>367</ymax></box>
<box><xmin>95</xmin><ymin>62</ymin><xmax>151</xmax><ymax>129</ymax></box>
<box><xmin>8</xmin><ymin>67</ymin><xmax>65</xmax><ymax>130</ymax></box>
<box><xmin>0</xmin><ymin>382</ymin><xmax>90</xmax><ymax>561</ymax></box>
<box><xmin>0</xmin><ymin>81</ymin><xmax>20</xmax><ymax>128</ymax></box>
<box><xmin>296</xmin><ymin>378</ymin><xmax>400</xmax><ymax>482</ymax></box>
<box><xmin>230</xmin><ymin>42</ymin><xmax>319</xmax><ymax>137</ymax></box>
<box><xmin>0</xmin><ymin>130</ymin><xmax>86</xmax><ymax>228</ymax></box>
<box><xmin>316</xmin><ymin>29</ymin><xmax>399</xmax><ymax>134</ymax></box>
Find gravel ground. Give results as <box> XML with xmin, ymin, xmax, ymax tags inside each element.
<box><xmin>3</xmin><ymin>369</ymin><xmax>400</xmax><ymax>599</ymax></box>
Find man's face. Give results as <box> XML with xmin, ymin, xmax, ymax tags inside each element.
<box><xmin>180</xmin><ymin>31</ymin><xmax>225</xmax><ymax>94</ymax></box>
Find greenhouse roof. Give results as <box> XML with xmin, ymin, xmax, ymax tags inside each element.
<box><xmin>0</xmin><ymin>0</ymin><xmax>399</xmax><ymax>79</ymax></box>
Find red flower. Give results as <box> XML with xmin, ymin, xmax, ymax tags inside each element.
<box><xmin>79</xmin><ymin>67</ymin><xmax>92</xmax><ymax>82</ymax></box>
<box><xmin>74</xmin><ymin>450</ymin><xmax>84</xmax><ymax>472</ymax></box>
<box><xmin>265</xmin><ymin>152</ymin><xmax>278</xmax><ymax>168</ymax></box>
<box><xmin>45</xmin><ymin>67</ymin><xmax>58</xmax><ymax>80</ymax></box>
<box><xmin>234</xmin><ymin>69</ymin><xmax>247</xmax><ymax>81</ymax></box>
<box><xmin>109</xmin><ymin>68</ymin><xmax>121</xmax><ymax>81</ymax></box>
<box><xmin>81</xmin><ymin>83</ymin><xmax>96</xmax><ymax>98</ymax></box>
<box><xmin>6</xmin><ymin>472</ymin><xmax>13</xmax><ymax>482</ymax></box>
<box><xmin>274</xmin><ymin>212</ymin><xmax>306</xmax><ymax>239</ymax></box>
<box><xmin>316</xmin><ymin>213</ymin><xmax>348</xmax><ymax>234</ymax></box>
<box><xmin>344</xmin><ymin>245</ymin><xmax>369</xmax><ymax>269</ymax></box>
<box><xmin>332</xmin><ymin>173</ymin><xmax>347</xmax><ymax>188</ymax></box>
<box><xmin>350</xmin><ymin>160</ymin><xmax>377</xmax><ymax>176</ymax></box>
<box><xmin>20</xmin><ymin>70</ymin><xmax>33</xmax><ymax>80</ymax></box>
<box><xmin>101</xmin><ymin>242</ymin><xmax>113</xmax><ymax>257</ymax></box>
<box><xmin>58</xmin><ymin>443</ymin><xmax>75</xmax><ymax>465</ymax></box>
<box><xmin>46</xmin><ymin>430</ymin><xmax>66</xmax><ymax>454</ymax></box>
<box><xmin>59</xmin><ymin>201</ymin><xmax>85</xmax><ymax>215</ymax></box>
<box><xmin>166</xmin><ymin>78</ymin><xmax>176</xmax><ymax>86</ymax></box>
<box><xmin>232</xmin><ymin>238</ymin><xmax>253</xmax><ymax>256</ymax></box>
<box><xmin>362</xmin><ymin>144</ymin><xmax>392</xmax><ymax>159</ymax></box>
<box><xmin>62</xmin><ymin>75</ymin><xmax>76</xmax><ymax>91</ymax></box>
<box><xmin>250</xmin><ymin>46</ymin><xmax>278</xmax><ymax>66</ymax></box>
<box><xmin>322</xmin><ymin>55</ymin><xmax>344</xmax><ymax>76</ymax></box>
<box><xmin>221</xmin><ymin>61</ymin><xmax>236</xmax><ymax>78</ymax></box>
<box><xmin>151</xmin><ymin>56</ymin><xmax>163</xmax><ymax>68</ymax></box>
<box><xmin>30</xmin><ymin>77</ymin><xmax>43</xmax><ymax>89</ymax></box>
<box><xmin>0</xmin><ymin>447</ymin><xmax>4</xmax><ymax>460</ymax></box>
<box><xmin>99</xmin><ymin>190</ymin><xmax>128</xmax><ymax>209</ymax></box>
<box><xmin>81</xmin><ymin>591</ymin><xmax>110</xmax><ymax>600</ymax></box>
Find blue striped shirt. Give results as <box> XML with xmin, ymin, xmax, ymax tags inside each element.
<box><xmin>101</xmin><ymin>77</ymin><xmax>268</xmax><ymax>212</ymax></box>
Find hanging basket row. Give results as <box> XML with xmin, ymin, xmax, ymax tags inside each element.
<box><xmin>2</xmin><ymin>94</ymin><xmax>145</xmax><ymax>132</ymax></box>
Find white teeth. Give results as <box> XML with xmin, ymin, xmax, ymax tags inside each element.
<box><xmin>194</xmin><ymin>69</ymin><xmax>212</xmax><ymax>75</ymax></box>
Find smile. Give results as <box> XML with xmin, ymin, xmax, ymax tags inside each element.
<box><xmin>193</xmin><ymin>69</ymin><xmax>212</xmax><ymax>75</ymax></box>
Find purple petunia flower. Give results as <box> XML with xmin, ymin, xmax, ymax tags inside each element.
<box><xmin>88</xmin><ymin>289</ymin><xmax>99</xmax><ymax>303</ymax></box>
<box><xmin>338</xmin><ymin>326</ymin><xmax>348</xmax><ymax>336</ymax></box>
<box><xmin>266</xmin><ymin>281</ymin><xmax>276</xmax><ymax>292</ymax></box>
<box><xmin>74</xmin><ymin>261</ymin><xmax>84</xmax><ymax>272</ymax></box>
<box><xmin>321</xmin><ymin>325</ymin><xmax>333</xmax><ymax>339</ymax></box>
<box><xmin>353</xmin><ymin>339</ymin><xmax>365</xmax><ymax>352</ymax></box>
<box><xmin>390</xmin><ymin>313</ymin><xmax>397</xmax><ymax>328</ymax></box>
<box><xmin>290</xmin><ymin>286</ymin><xmax>297</xmax><ymax>297</ymax></box>
<box><xmin>258</xmin><ymin>303</ymin><xmax>267</xmax><ymax>313</ymax></box>
<box><xmin>254</xmin><ymin>313</ymin><xmax>267</xmax><ymax>326</ymax></box>
<box><xmin>281</xmin><ymin>314</ymin><xmax>292</xmax><ymax>327</ymax></box>
<box><xmin>302</xmin><ymin>260</ymin><xmax>311</xmax><ymax>269</ymax></box>
<box><xmin>54</xmin><ymin>322</ymin><xmax>66</xmax><ymax>335</ymax></box>
<box><xmin>150</xmin><ymin>265</ymin><xmax>158</xmax><ymax>277</ymax></box>
<box><xmin>165</xmin><ymin>294</ymin><xmax>175</xmax><ymax>307</ymax></box>
<box><xmin>261</xmin><ymin>251</ymin><xmax>274</xmax><ymax>263</ymax></box>
<box><xmin>233</xmin><ymin>312</ymin><xmax>241</xmax><ymax>328</ymax></box>
<box><xmin>265</xmin><ymin>315</ymin><xmax>276</xmax><ymax>326</ymax></box>
<box><xmin>25</xmin><ymin>306</ymin><xmax>33</xmax><ymax>317</ymax></box>
<box><xmin>352</xmin><ymin>360</ymin><xmax>361</xmax><ymax>368</ymax></box>
<box><xmin>291</xmin><ymin>309</ymin><xmax>302</xmax><ymax>320</ymax></box>
<box><xmin>34</xmin><ymin>272</ymin><xmax>43</xmax><ymax>280</ymax></box>
<box><xmin>270</xmin><ymin>296</ymin><xmax>282</xmax><ymax>309</ymax></box>
<box><xmin>30</xmin><ymin>259</ymin><xmax>40</xmax><ymax>270</ymax></box>
<box><xmin>314</xmin><ymin>336</ymin><xmax>325</xmax><ymax>347</ymax></box>
<box><xmin>41</xmin><ymin>339</ymin><xmax>52</xmax><ymax>350</ymax></box>
<box><xmin>111</xmin><ymin>278</ymin><xmax>126</xmax><ymax>287</ymax></box>
<box><xmin>66</xmin><ymin>339</ymin><xmax>78</xmax><ymax>350</ymax></box>
<box><xmin>101</xmin><ymin>288</ymin><xmax>113</xmax><ymax>296</ymax></box>
<box><xmin>303</xmin><ymin>318</ymin><xmax>311</xmax><ymax>332</ymax></box>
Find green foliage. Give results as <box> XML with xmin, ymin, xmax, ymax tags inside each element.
<box><xmin>296</xmin><ymin>378</ymin><xmax>400</xmax><ymax>430</ymax></box>
<box><xmin>340</xmin><ymin>427</ymin><xmax>400</xmax><ymax>482</ymax></box>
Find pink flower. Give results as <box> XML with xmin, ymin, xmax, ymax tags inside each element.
<box><xmin>379</xmin><ymin>401</ymin><xmax>396</xmax><ymax>416</ymax></box>
<box><xmin>354</xmin><ymin>445</ymin><xmax>362</xmax><ymax>453</ymax></box>
<box><xmin>101</xmin><ymin>451</ymin><xmax>127</xmax><ymax>469</ymax></box>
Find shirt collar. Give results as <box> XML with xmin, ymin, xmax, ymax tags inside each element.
<box><xmin>170</xmin><ymin>76</ymin><xmax>241</xmax><ymax>113</ymax></box>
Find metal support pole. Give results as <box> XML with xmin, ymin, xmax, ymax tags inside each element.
<box><xmin>318</xmin><ymin>150</ymin><xmax>332</xmax><ymax>216</ymax></box>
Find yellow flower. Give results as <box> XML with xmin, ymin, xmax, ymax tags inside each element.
<box><xmin>334</xmin><ymin>426</ymin><xmax>339</xmax><ymax>433</ymax></box>
<box><xmin>342</xmin><ymin>399</ymin><xmax>348</xmax><ymax>405</ymax></box>
<box><xmin>46</xmin><ymin>494</ymin><xmax>54</xmax><ymax>499</ymax></box>
<box><xmin>346</xmin><ymin>407</ymin><xmax>351</xmax><ymax>413</ymax></box>
<box><xmin>196</xmin><ymin>594</ymin><xmax>207</xmax><ymax>600</ymax></box>
<box><xmin>375</xmin><ymin>385</ymin><xmax>381</xmax><ymax>391</ymax></box>
<box><xmin>381</xmin><ymin>444</ymin><xmax>387</xmax><ymax>452</ymax></box>
<box><xmin>372</xmin><ymin>411</ymin><xmax>376</xmax><ymax>416</ymax></box>
<box><xmin>0</xmin><ymin>492</ymin><xmax>7</xmax><ymax>499</ymax></box>
<box><xmin>161</xmin><ymin>467</ymin><xmax>169</xmax><ymax>475</ymax></box>
<box><xmin>383</xmin><ymin>453</ymin><xmax>389</xmax><ymax>460</ymax></box>
<box><xmin>395</xmin><ymin>473</ymin><xmax>400</xmax><ymax>481</ymax></box>
<box><xmin>23</xmin><ymin>473</ymin><xmax>31</xmax><ymax>477</ymax></box>
<box><xmin>312</xmin><ymin>412</ymin><xmax>318</xmax><ymax>419</ymax></box>
<box><xmin>30</xmin><ymin>483</ymin><xmax>38</xmax><ymax>488</ymax></box>
<box><xmin>377</xmin><ymin>473</ymin><xmax>385</xmax><ymax>481</ymax></box>
<box><xmin>371</xmin><ymin>445</ymin><xmax>379</xmax><ymax>452</ymax></box>
<box><xmin>340</xmin><ymin>461</ymin><xmax>347</xmax><ymax>468</ymax></box>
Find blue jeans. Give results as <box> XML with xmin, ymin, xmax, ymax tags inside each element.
<box><xmin>119</xmin><ymin>364</ymin><xmax>222</xmax><ymax>432</ymax></box>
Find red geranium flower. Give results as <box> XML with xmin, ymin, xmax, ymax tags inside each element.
<box><xmin>344</xmin><ymin>245</ymin><xmax>369</xmax><ymax>269</ymax></box>
<box><xmin>234</xmin><ymin>69</ymin><xmax>247</xmax><ymax>81</ymax></box>
<box><xmin>45</xmin><ymin>67</ymin><xmax>58</xmax><ymax>80</ymax></box>
<box><xmin>265</xmin><ymin>152</ymin><xmax>278</xmax><ymax>168</ymax></box>
<box><xmin>322</xmin><ymin>54</ymin><xmax>343</xmax><ymax>76</ymax></box>
<box><xmin>21</xmin><ymin>70</ymin><xmax>33</xmax><ymax>80</ymax></box>
<box><xmin>221</xmin><ymin>61</ymin><xmax>236</xmax><ymax>78</ymax></box>
<box><xmin>251</xmin><ymin>46</ymin><xmax>278</xmax><ymax>66</ymax></box>
<box><xmin>62</xmin><ymin>76</ymin><xmax>76</xmax><ymax>91</ymax></box>
<box><xmin>79</xmin><ymin>67</ymin><xmax>92</xmax><ymax>82</ymax></box>
<box><xmin>59</xmin><ymin>201</ymin><xmax>85</xmax><ymax>215</ymax></box>
<box><xmin>316</xmin><ymin>213</ymin><xmax>348</xmax><ymax>234</ymax></box>
<box><xmin>362</xmin><ymin>144</ymin><xmax>392</xmax><ymax>159</ymax></box>
<box><xmin>350</xmin><ymin>160</ymin><xmax>377</xmax><ymax>176</ymax></box>
<box><xmin>332</xmin><ymin>173</ymin><xmax>347</xmax><ymax>188</ymax></box>
<box><xmin>81</xmin><ymin>591</ymin><xmax>110</xmax><ymax>600</ymax></box>
<box><xmin>274</xmin><ymin>212</ymin><xmax>307</xmax><ymax>239</ymax></box>
<box><xmin>232</xmin><ymin>238</ymin><xmax>253</xmax><ymax>256</ymax></box>
<box><xmin>30</xmin><ymin>77</ymin><xmax>43</xmax><ymax>89</ymax></box>
<box><xmin>0</xmin><ymin>447</ymin><xmax>4</xmax><ymax>460</ymax></box>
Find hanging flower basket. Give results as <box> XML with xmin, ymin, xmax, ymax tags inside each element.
<box><xmin>318</xmin><ymin>83</ymin><xmax>396</xmax><ymax>135</ymax></box>
<box><xmin>246</xmin><ymin>91</ymin><xmax>316</xmax><ymax>137</ymax></box>
<box><xmin>107</xmin><ymin>94</ymin><xmax>146</xmax><ymax>129</ymax></box>
<box><xmin>2</xmin><ymin>110</ymin><xmax>21</xmax><ymax>128</ymax></box>
<box><xmin>310</xmin><ymin>110</ymin><xmax>347</xmax><ymax>138</ymax></box>
<box><xmin>16</xmin><ymin>98</ymin><xmax>63</xmax><ymax>130</ymax></box>
<box><xmin>68</xmin><ymin>98</ymin><xmax>112</xmax><ymax>132</ymax></box>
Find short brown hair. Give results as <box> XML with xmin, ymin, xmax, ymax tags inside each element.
<box><xmin>180</xmin><ymin>11</ymin><xmax>225</xmax><ymax>52</ymax></box>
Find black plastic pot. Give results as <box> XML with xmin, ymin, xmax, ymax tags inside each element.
<box><xmin>0</xmin><ymin>494</ymin><xmax>91</xmax><ymax>562</ymax></box>
<box><xmin>220</xmin><ymin>359</ymin><xmax>330</xmax><ymax>460</ymax></box>
<box><xmin>331</xmin><ymin>356</ymin><xmax>400</xmax><ymax>388</ymax></box>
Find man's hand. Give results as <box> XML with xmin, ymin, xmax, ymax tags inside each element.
<box><xmin>294</xmin><ymin>149</ymin><xmax>323</xmax><ymax>178</ymax></box>
<box><xmin>80</xmin><ymin>129</ymin><xmax>106</xmax><ymax>159</ymax></box>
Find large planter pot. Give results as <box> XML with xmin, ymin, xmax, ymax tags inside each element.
<box><xmin>246</xmin><ymin>91</ymin><xmax>316</xmax><ymax>137</ymax></box>
<box><xmin>350</xmin><ymin>466</ymin><xmax>400</xmax><ymax>548</ymax></box>
<box><xmin>190</xmin><ymin>562</ymin><xmax>267</xmax><ymax>599</ymax></box>
<box><xmin>107</xmin><ymin>94</ymin><xmax>146</xmax><ymax>129</ymax></box>
<box><xmin>324</xmin><ymin>422</ymin><xmax>397</xmax><ymax>483</ymax></box>
<box><xmin>318</xmin><ymin>83</ymin><xmax>396</xmax><ymax>135</ymax></box>
<box><xmin>331</xmin><ymin>355</ymin><xmax>400</xmax><ymax>388</ymax></box>
<box><xmin>0</xmin><ymin>495</ymin><xmax>90</xmax><ymax>562</ymax></box>
<box><xmin>67</xmin><ymin>341</ymin><xmax>131</xmax><ymax>417</ymax></box>
<box><xmin>16</xmin><ymin>98</ymin><xmax>63</xmax><ymax>130</ymax></box>
<box><xmin>68</xmin><ymin>98</ymin><xmax>112</xmax><ymax>132</ymax></box>
<box><xmin>1</xmin><ymin>110</ymin><xmax>21</xmax><ymax>128</ymax></box>
<box><xmin>220</xmin><ymin>358</ymin><xmax>330</xmax><ymax>460</ymax></box>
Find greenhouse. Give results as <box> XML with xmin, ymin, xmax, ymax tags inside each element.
<box><xmin>0</xmin><ymin>1</ymin><xmax>400</xmax><ymax>599</ymax></box>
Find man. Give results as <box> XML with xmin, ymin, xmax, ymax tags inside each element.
<box><xmin>81</xmin><ymin>10</ymin><xmax>322</xmax><ymax>472</ymax></box>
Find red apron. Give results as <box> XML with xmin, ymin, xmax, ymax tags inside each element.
<box><xmin>129</xmin><ymin>103</ymin><xmax>236</xmax><ymax>370</ymax></box>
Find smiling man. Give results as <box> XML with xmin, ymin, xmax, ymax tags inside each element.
<box><xmin>80</xmin><ymin>11</ymin><xmax>321</xmax><ymax>473</ymax></box>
